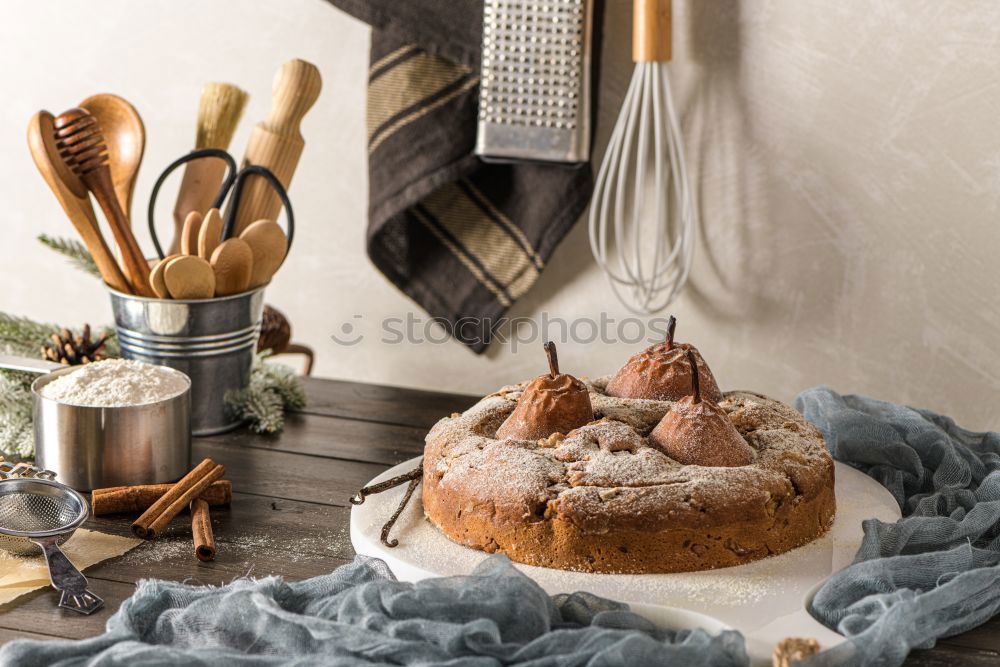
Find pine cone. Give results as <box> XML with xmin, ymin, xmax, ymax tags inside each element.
<box><xmin>41</xmin><ymin>324</ymin><xmax>109</xmax><ymax>366</ymax></box>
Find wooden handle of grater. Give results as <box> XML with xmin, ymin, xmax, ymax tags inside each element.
<box><xmin>633</xmin><ymin>0</ymin><xmax>672</xmax><ymax>63</ymax></box>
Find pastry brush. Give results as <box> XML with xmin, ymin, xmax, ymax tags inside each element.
<box><xmin>169</xmin><ymin>82</ymin><xmax>248</xmax><ymax>254</ymax></box>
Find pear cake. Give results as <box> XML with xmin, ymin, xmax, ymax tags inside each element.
<box><xmin>422</xmin><ymin>326</ymin><xmax>836</xmax><ymax>574</ymax></box>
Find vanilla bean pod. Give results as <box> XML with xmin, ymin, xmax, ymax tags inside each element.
<box><xmin>380</xmin><ymin>476</ymin><xmax>420</xmax><ymax>548</ymax></box>
<box><xmin>349</xmin><ymin>462</ymin><xmax>423</xmax><ymax>548</ymax></box>
<box><xmin>350</xmin><ymin>462</ymin><xmax>422</xmax><ymax>505</ymax></box>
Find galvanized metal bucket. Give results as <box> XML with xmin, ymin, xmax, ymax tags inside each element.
<box><xmin>108</xmin><ymin>287</ymin><xmax>265</xmax><ymax>436</ymax></box>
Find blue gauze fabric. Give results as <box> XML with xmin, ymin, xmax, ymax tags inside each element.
<box><xmin>0</xmin><ymin>555</ymin><xmax>749</xmax><ymax>666</ymax></box>
<box><xmin>797</xmin><ymin>387</ymin><xmax>1000</xmax><ymax>666</ymax></box>
<box><xmin>4</xmin><ymin>386</ymin><xmax>1000</xmax><ymax>666</ymax></box>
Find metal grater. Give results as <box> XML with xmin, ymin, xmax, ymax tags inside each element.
<box><xmin>476</xmin><ymin>0</ymin><xmax>593</xmax><ymax>164</ymax></box>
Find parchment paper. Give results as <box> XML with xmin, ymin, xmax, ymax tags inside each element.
<box><xmin>0</xmin><ymin>529</ymin><xmax>140</xmax><ymax>606</ymax></box>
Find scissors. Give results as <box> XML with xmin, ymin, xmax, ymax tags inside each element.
<box><xmin>147</xmin><ymin>148</ymin><xmax>294</xmax><ymax>260</ymax></box>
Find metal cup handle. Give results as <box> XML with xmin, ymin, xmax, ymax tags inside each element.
<box><xmin>32</xmin><ymin>536</ymin><xmax>104</xmax><ymax>615</ymax></box>
<box><xmin>0</xmin><ymin>355</ymin><xmax>64</xmax><ymax>375</ymax></box>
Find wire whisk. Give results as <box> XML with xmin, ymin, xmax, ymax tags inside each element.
<box><xmin>588</xmin><ymin>0</ymin><xmax>695</xmax><ymax>315</ymax></box>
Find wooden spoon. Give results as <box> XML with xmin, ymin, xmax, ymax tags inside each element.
<box><xmin>210</xmin><ymin>238</ymin><xmax>253</xmax><ymax>296</ymax></box>
<box><xmin>79</xmin><ymin>94</ymin><xmax>144</xmax><ymax>220</ymax></box>
<box><xmin>180</xmin><ymin>211</ymin><xmax>202</xmax><ymax>255</ymax></box>
<box><xmin>163</xmin><ymin>255</ymin><xmax>215</xmax><ymax>299</ymax></box>
<box><xmin>27</xmin><ymin>111</ymin><xmax>132</xmax><ymax>294</ymax></box>
<box><xmin>150</xmin><ymin>254</ymin><xmax>182</xmax><ymax>298</ymax></box>
<box><xmin>197</xmin><ymin>208</ymin><xmax>223</xmax><ymax>260</ymax></box>
<box><xmin>239</xmin><ymin>219</ymin><xmax>287</xmax><ymax>288</ymax></box>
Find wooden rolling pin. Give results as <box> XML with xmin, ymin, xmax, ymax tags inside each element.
<box><xmin>229</xmin><ymin>59</ymin><xmax>321</xmax><ymax>235</ymax></box>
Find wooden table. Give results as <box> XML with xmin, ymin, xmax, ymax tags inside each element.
<box><xmin>0</xmin><ymin>377</ymin><xmax>996</xmax><ymax>665</ymax></box>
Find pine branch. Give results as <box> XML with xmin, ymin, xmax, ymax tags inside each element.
<box><xmin>224</xmin><ymin>352</ymin><xmax>306</xmax><ymax>434</ymax></box>
<box><xmin>259</xmin><ymin>359</ymin><xmax>306</xmax><ymax>410</ymax></box>
<box><xmin>38</xmin><ymin>234</ymin><xmax>100</xmax><ymax>278</ymax></box>
<box><xmin>0</xmin><ymin>313</ymin><xmax>60</xmax><ymax>357</ymax></box>
<box><xmin>228</xmin><ymin>385</ymin><xmax>286</xmax><ymax>434</ymax></box>
<box><xmin>0</xmin><ymin>371</ymin><xmax>35</xmax><ymax>459</ymax></box>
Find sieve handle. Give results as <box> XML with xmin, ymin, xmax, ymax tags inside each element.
<box><xmin>33</xmin><ymin>537</ymin><xmax>105</xmax><ymax>615</ymax></box>
<box><xmin>0</xmin><ymin>355</ymin><xmax>65</xmax><ymax>376</ymax></box>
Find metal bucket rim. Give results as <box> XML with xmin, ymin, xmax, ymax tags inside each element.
<box><xmin>106</xmin><ymin>285</ymin><xmax>267</xmax><ymax>305</ymax></box>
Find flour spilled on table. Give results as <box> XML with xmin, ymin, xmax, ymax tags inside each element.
<box><xmin>120</xmin><ymin>523</ymin><xmax>352</xmax><ymax>569</ymax></box>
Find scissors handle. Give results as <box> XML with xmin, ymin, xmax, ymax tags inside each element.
<box><xmin>147</xmin><ymin>151</ymin><xmax>294</xmax><ymax>261</ymax></box>
<box><xmin>147</xmin><ymin>149</ymin><xmax>237</xmax><ymax>260</ymax></box>
<box><xmin>220</xmin><ymin>166</ymin><xmax>295</xmax><ymax>247</ymax></box>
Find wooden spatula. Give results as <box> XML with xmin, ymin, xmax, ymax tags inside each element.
<box><xmin>240</xmin><ymin>219</ymin><xmax>287</xmax><ymax>288</ymax></box>
<box><xmin>150</xmin><ymin>254</ymin><xmax>181</xmax><ymax>298</ymax></box>
<box><xmin>180</xmin><ymin>211</ymin><xmax>203</xmax><ymax>255</ymax></box>
<box><xmin>163</xmin><ymin>255</ymin><xmax>215</xmax><ymax>299</ymax></box>
<box><xmin>210</xmin><ymin>238</ymin><xmax>253</xmax><ymax>296</ymax></box>
<box><xmin>197</xmin><ymin>208</ymin><xmax>223</xmax><ymax>260</ymax></box>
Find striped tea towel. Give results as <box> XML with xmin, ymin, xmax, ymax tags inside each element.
<box><xmin>326</xmin><ymin>0</ymin><xmax>599</xmax><ymax>353</ymax></box>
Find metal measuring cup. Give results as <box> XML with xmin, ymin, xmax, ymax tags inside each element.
<box><xmin>0</xmin><ymin>477</ymin><xmax>103</xmax><ymax>614</ymax></box>
<box><xmin>0</xmin><ymin>355</ymin><xmax>191</xmax><ymax>491</ymax></box>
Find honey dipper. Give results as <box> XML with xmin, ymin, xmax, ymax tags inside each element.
<box><xmin>53</xmin><ymin>108</ymin><xmax>154</xmax><ymax>296</ymax></box>
<box><xmin>27</xmin><ymin>111</ymin><xmax>131</xmax><ymax>294</ymax></box>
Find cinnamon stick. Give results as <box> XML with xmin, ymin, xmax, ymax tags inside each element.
<box><xmin>131</xmin><ymin>458</ymin><xmax>225</xmax><ymax>539</ymax></box>
<box><xmin>92</xmin><ymin>481</ymin><xmax>232</xmax><ymax>516</ymax></box>
<box><xmin>190</xmin><ymin>498</ymin><xmax>216</xmax><ymax>562</ymax></box>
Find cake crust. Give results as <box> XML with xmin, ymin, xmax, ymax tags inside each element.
<box><xmin>422</xmin><ymin>378</ymin><xmax>836</xmax><ymax>574</ymax></box>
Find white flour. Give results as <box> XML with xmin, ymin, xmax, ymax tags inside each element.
<box><xmin>40</xmin><ymin>359</ymin><xmax>189</xmax><ymax>407</ymax></box>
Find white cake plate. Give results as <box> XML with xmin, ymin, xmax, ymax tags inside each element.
<box><xmin>351</xmin><ymin>459</ymin><xmax>900</xmax><ymax>666</ymax></box>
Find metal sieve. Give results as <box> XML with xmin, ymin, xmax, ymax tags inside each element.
<box><xmin>0</xmin><ymin>478</ymin><xmax>104</xmax><ymax>614</ymax></box>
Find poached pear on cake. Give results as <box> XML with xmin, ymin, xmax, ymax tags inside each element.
<box><xmin>495</xmin><ymin>341</ymin><xmax>593</xmax><ymax>441</ymax></box>
<box><xmin>648</xmin><ymin>350</ymin><xmax>754</xmax><ymax>467</ymax></box>
<box><xmin>604</xmin><ymin>316</ymin><xmax>723</xmax><ymax>403</ymax></box>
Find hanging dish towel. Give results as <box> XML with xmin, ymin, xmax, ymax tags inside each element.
<box><xmin>325</xmin><ymin>0</ymin><xmax>599</xmax><ymax>353</ymax></box>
